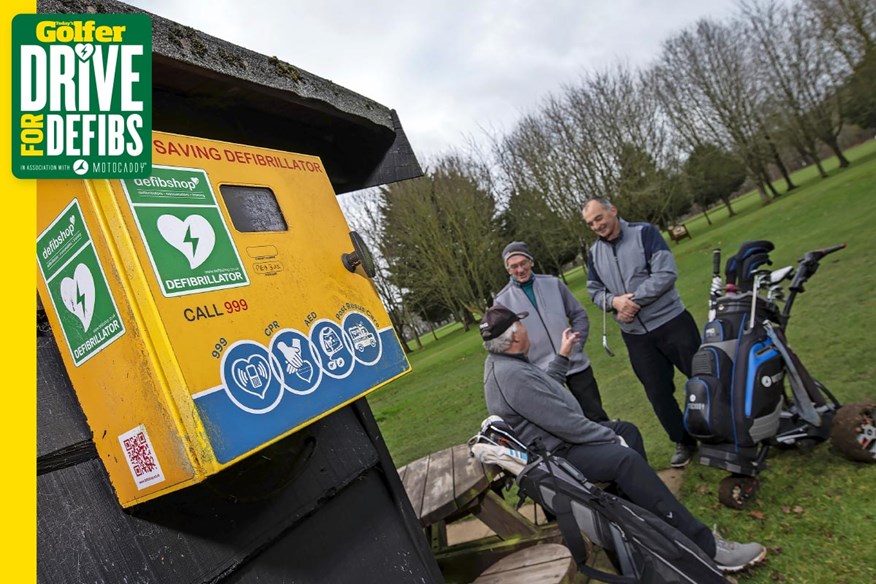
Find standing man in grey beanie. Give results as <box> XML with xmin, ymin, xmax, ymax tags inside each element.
<box><xmin>494</xmin><ymin>241</ymin><xmax>610</xmax><ymax>422</ymax></box>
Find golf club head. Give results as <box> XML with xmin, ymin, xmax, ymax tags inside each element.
<box><xmin>602</xmin><ymin>335</ymin><xmax>615</xmax><ymax>357</ymax></box>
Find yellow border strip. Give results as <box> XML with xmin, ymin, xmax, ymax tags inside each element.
<box><xmin>3</xmin><ymin>1</ymin><xmax>38</xmax><ymax>582</ymax></box>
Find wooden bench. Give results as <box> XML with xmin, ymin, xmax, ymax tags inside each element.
<box><xmin>668</xmin><ymin>223</ymin><xmax>692</xmax><ymax>243</ymax></box>
<box><xmin>473</xmin><ymin>543</ymin><xmax>577</xmax><ymax>584</ymax></box>
<box><xmin>397</xmin><ymin>444</ymin><xmax>563</xmax><ymax>582</ymax></box>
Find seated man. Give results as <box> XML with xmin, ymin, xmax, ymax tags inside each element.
<box><xmin>479</xmin><ymin>303</ymin><xmax>767</xmax><ymax>573</ymax></box>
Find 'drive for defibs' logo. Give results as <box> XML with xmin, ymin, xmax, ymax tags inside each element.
<box><xmin>12</xmin><ymin>14</ymin><xmax>152</xmax><ymax>178</ymax></box>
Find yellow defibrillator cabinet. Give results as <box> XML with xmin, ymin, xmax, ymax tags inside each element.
<box><xmin>36</xmin><ymin>132</ymin><xmax>411</xmax><ymax>507</ymax></box>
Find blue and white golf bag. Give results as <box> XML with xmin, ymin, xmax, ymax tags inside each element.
<box><xmin>683</xmin><ymin>241</ymin><xmax>840</xmax><ymax>477</ymax></box>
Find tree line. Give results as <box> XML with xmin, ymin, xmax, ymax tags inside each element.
<box><xmin>344</xmin><ymin>0</ymin><xmax>875</xmax><ymax>348</ymax></box>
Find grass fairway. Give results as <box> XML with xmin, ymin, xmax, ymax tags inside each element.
<box><xmin>367</xmin><ymin>141</ymin><xmax>876</xmax><ymax>583</ymax></box>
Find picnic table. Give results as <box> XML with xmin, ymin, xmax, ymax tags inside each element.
<box><xmin>397</xmin><ymin>444</ymin><xmax>562</xmax><ymax>582</ymax></box>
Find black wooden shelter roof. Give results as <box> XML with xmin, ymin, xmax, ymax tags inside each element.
<box><xmin>38</xmin><ymin>0</ymin><xmax>423</xmax><ymax>193</ymax></box>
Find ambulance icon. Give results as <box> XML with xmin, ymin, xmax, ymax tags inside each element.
<box><xmin>349</xmin><ymin>323</ymin><xmax>377</xmax><ymax>352</ymax></box>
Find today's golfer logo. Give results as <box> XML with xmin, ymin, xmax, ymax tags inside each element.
<box><xmin>12</xmin><ymin>14</ymin><xmax>152</xmax><ymax>179</ymax></box>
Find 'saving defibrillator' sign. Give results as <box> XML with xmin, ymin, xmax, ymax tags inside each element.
<box><xmin>12</xmin><ymin>14</ymin><xmax>152</xmax><ymax>178</ymax></box>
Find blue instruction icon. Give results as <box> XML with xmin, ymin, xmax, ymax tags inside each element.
<box><xmin>310</xmin><ymin>320</ymin><xmax>354</xmax><ymax>378</ymax></box>
<box><xmin>221</xmin><ymin>340</ymin><xmax>284</xmax><ymax>414</ymax></box>
<box><xmin>270</xmin><ymin>329</ymin><xmax>322</xmax><ymax>395</ymax></box>
<box><xmin>343</xmin><ymin>312</ymin><xmax>382</xmax><ymax>365</ymax></box>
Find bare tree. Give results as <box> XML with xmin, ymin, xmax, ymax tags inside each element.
<box><xmin>551</xmin><ymin>65</ymin><xmax>690</xmax><ymax>228</ymax></box>
<box><xmin>742</xmin><ymin>0</ymin><xmax>850</xmax><ymax>170</ymax></box>
<box><xmin>494</xmin><ymin>111</ymin><xmax>585</xmax><ymax>272</ymax></box>
<box><xmin>378</xmin><ymin>153</ymin><xmax>505</xmax><ymax>331</ymax></box>
<box><xmin>653</xmin><ymin>18</ymin><xmax>783</xmax><ymax>204</ymax></box>
<box><xmin>341</xmin><ymin>188</ymin><xmax>421</xmax><ymax>351</ymax></box>
<box><xmin>805</xmin><ymin>0</ymin><xmax>876</xmax><ymax>69</ymax></box>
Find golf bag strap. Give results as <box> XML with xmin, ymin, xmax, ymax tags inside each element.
<box><xmin>543</xmin><ymin>454</ymin><xmax>636</xmax><ymax>583</ymax></box>
<box><xmin>764</xmin><ymin>322</ymin><xmax>822</xmax><ymax>425</ymax></box>
<box><xmin>552</xmin><ymin>491</ymin><xmax>635</xmax><ymax>583</ymax></box>
<box><xmin>770</xmin><ymin>324</ymin><xmax>827</xmax><ymax>406</ymax></box>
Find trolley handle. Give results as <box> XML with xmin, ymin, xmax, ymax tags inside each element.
<box><xmin>790</xmin><ymin>243</ymin><xmax>846</xmax><ymax>293</ymax></box>
<box><xmin>797</xmin><ymin>243</ymin><xmax>846</xmax><ymax>265</ymax></box>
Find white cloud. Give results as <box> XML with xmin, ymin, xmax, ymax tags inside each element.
<box><xmin>127</xmin><ymin>0</ymin><xmax>738</xmax><ymax>160</ymax></box>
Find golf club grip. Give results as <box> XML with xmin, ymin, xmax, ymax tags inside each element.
<box><xmin>712</xmin><ymin>248</ymin><xmax>721</xmax><ymax>275</ymax></box>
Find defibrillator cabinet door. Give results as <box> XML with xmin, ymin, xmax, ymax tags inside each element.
<box><xmin>116</xmin><ymin>133</ymin><xmax>410</xmax><ymax>466</ymax></box>
<box><xmin>119</xmin><ymin>133</ymin><xmax>409</xmax><ymax>464</ymax></box>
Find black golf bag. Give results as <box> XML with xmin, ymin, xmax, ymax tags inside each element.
<box><xmin>517</xmin><ymin>448</ymin><xmax>728</xmax><ymax>583</ymax></box>
<box><xmin>684</xmin><ymin>241</ymin><xmax>841</xmax><ymax>477</ymax></box>
<box><xmin>469</xmin><ymin>419</ymin><xmax>729</xmax><ymax>583</ymax></box>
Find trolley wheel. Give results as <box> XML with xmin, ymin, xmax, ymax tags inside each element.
<box><xmin>718</xmin><ymin>475</ymin><xmax>759</xmax><ymax>510</ymax></box>
<box><xmin>831</xmin><ymin>400</ymin><xmax>876</xmax><ymax>463</ymax></box>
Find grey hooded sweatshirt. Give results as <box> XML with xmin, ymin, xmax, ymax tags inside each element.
<box><xmin>483</xmin><ymin>351</ymin><xmax>619</xmax><ymax>453</ymax></box>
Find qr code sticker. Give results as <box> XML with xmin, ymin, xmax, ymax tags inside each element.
<box><xmin>119</xmin><ymin>425</ymin><xmax>165</xmax><ymax>489</ymax></box>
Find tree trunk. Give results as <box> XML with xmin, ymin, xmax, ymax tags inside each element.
<box><xmin>461</xmin><ymin>307</ymin><xmax>476</xmax><ymax>331</ymax></box>
<box><xmin>797</xmin><ymin>146</ymin><xmax>828</xmax><ymax>179</ymax></box>
<box><xmin>754</xmin><ymin>179</ymin><xmax>772</xmax><ymax>205</ymax></box>
<box><xmin>825</xmin><ymin>137</ymin><xmax>850</xmax><ymax>168</ymax></box>
<box><xmin>812</xmin><ymin>155</ymin><xmax>828</xmax><ymax>179</ymax></box>
<box><xmin>385</xmin><ymin>307</ymin><xmax>411</xmax><ymax>353</ymax></box>
<box><xmin>773</xmin><ymin>153</ymin><xmax>797</xmax><ymax>191</ymax></box>
<box><xmin>702</xmin><ymin>207</ymin><xmax>712</xmax><ymax>225</ymax></box>
<box><xmin>455</xmin><ymin>307</ymin><xmax>471</xmax><ymax>332</ymax></box>
<box><xmin>761</xmin><ymin>171</ymin><xmax>781</xmax><ymax>198</ymax></box>
<box><xmin>720</xmin><ymin>196</ymin><xmax>736</xmax><ymax>217</ymax></box>
<box><xmin>428</xmin><ymin>319</ymin><xmax>438</xmax><ymax>341</ymax></box>
<box><xmin>410</xmin><ymin>324</ymin><xmax>423</xmax><ymax>350</ymax></box>
<box><xmin>763</xmin><ymin>126</ymin><xmax>795</xmax><ymax>191</ymax></box>
<box><xmin>391</xmin><ymin>320</ymin><xmax>411</xmax><ymax>353</ymax></box>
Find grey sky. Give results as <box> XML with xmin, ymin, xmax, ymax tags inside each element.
<box><xmin>127</xmin><ymin>0</ymin><xmax>739</xmax><ymax>162</ymax></box>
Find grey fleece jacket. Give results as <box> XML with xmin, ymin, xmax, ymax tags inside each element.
<box><xmin>483</xmin><ymin>351</ymin><xmax>619</xmax><ymax>452</ymax></box>
<box><xmin>587</xmin><ymin>219</ymin><xmax>686</xmax><ymax>334</ymax></box>
<box><xmin>495</xmin><ymin>274</ymin><xmax>591</xmax><ymax>375</ymax></box>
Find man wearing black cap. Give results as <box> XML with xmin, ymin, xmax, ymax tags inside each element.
<box><xmin>479</xmin><ymin>304</ymin><xmax>767</xmax><ymax>573</ymax></box>
<box><xmin>494</xmin><ymin>241</ymin><xmax>609</xmax><ymax>422</ymax></box>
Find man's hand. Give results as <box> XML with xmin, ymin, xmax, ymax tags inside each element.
<box><xmin>558</xmin><ymin>328</ymin><xmax>581</xmax><ymax>358</ymax></box>
<box><xmin>612</xmin><ymin>293</ymin><xmax>640</xmax><ymax>323</ymax></box>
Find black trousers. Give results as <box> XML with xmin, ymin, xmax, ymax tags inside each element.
<box><xmin>566</xmin><ymin>366</ymin><xmax>609</xmax><ymax>422</ymax></box>
<box><xmin>556</xmin><ymin>420</ymin><xmax>716</xmax><ymax>557</ymax></box>
<box><xmin>622</xmin><ymin>310</ymin><xmax>700</xmax><ymax>446</ymax></box>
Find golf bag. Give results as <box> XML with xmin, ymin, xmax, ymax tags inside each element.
<box><xmin>684</xmin><ymin>241</ymin><xmax>841</xmax><ymax>477</ymax></box>
<box><xmin>469</xmin><ymin>418</ymin><xmax>729</xmax><ymax>583</ymax></box>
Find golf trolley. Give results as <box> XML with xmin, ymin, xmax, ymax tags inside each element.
<box><xmin>683</xmin><ymin>240</ymin><xmax>846</xmax><ymax>509</ymax></box>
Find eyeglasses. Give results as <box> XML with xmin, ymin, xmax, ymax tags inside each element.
<box><xmin>507</xmin><ymin>259</ymin><xmax>531</xmax><ymax>271</ymax></box>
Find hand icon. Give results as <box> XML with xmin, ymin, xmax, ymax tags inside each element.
<box><xmin>278</xmin><ymin>340</ymin><xmax>304</xmax><ymax>373</ymax></box>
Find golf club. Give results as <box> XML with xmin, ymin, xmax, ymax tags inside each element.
<box><xmin>602</xmin><ymin>293</ymin><xmax>615</xmax><ymax>357</ymax></box>
<box><xmin>707</xmin><ymin>248</ymin><xmax>722</xmax><ymax>321</ymax></box>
